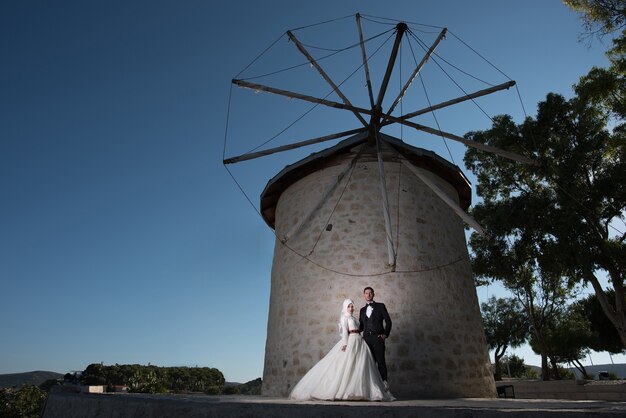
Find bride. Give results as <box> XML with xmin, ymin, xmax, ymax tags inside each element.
<box><xmin>289</xmin><ymin>299</ymin><xmax>395</xmax><ymax>401</ymax></box>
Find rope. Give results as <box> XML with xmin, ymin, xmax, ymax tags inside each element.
<box><xmin>288</xmin><ymin>13</ymin><xmax>354</xmax><ymax>32</ymax></box>
<box><xmin>375</xmin><ymin>130</ymin><xmax>398</xmax><ymax>265</ymax></box>
<box><xmin>407</xmin><ymin>30</ymin><xmax>494</xmax><ymax>123</ymax></box>
<box><xmin>232</xmin><ymin>30</ymin><xmax>395</xmax><ymax>157</ymax></box>
<box><xmin>241</xmin><ymin>28</ymin><xmax>394</xmax><ymax>81</ymax></box>
<box><xmin>307</xmin><ymin>147</ymin><xmax>364</xmax><ymax>256</ymax></box>
<box><xmin>222</xmin><ymin>84</ymin><xmax>234</xmax><ymax>161</ymax></box>
<box><xmin>360</xmin><ymin>13</ymin><xmax>444</xmax><ymax>31</ymax></box>
<box><xmin>395</xmin><ymin>156</ymin><xmax>402</xmax><ymax>257</ymax></box>
<box><xmin>448</xmin><ymin>30</ymin><xmax>513</xmax><ymax>81</ymax></box>
<box><xmin>412</xmin><ymin>32</ymin><xmax>496</xmax><ymax>87</ymax></box>
<box><xmin>285</xmin><ymin>238</ymin><xmax>468</xmax><ymax>276</ymax></box>
<box><xmin>404</xmin><ymin>33</ymin><xmax>455</xmax><ymax>164</ymax></box>
<box><xmin>235</xmin><ymin>33</ymin><xmax>286</xmax><ymax>79</ymax></box>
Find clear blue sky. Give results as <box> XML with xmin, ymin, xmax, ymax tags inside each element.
<box><xmin>1</xmin><ymin>1</ymin><xmax>621</xmax><ymax>383</ymax></box>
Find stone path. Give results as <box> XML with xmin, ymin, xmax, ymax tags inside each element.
<box><xmin>43</xmin><ymin>392</ymin><xmax>626</xmax><ymax>417</ymax></box>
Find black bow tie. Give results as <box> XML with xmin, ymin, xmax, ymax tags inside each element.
<box><xmin>367</xmin><ymin>303</ymin><xmax>374</xmax><ymax>307</ymax></box>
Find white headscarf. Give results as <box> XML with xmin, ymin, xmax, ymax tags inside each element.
<box><xmin>342</xmin><ymin>299</ymin><xmax>354</xmax><ymax>317</ymax></box>
<box><xmin>338</xmin><ymin>299</ymin><xmax>354</xmax><ymax>334</ymax></box>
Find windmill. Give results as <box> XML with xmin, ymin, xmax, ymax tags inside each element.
<box><xmin>223</xmin><ymin>14</ymin><xmax>535</xmax><ymax>398</ymax></box>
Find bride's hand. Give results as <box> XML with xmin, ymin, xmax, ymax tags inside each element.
<box><xmin>341</xmin><ymin>345</ymin><xmax>347</xmax><ymax>352</ymax></box>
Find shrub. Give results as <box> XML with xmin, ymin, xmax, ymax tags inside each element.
<box><xmin>0</xmin><ymin>385</ymin><xmax>48</xmax><ymax>418</ymax></box>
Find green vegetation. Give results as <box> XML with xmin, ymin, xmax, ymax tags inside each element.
<box><xmin>81</xmin><ymin>363</ymin><xmax>225</xmax><ymax>394</ymax></box>
<box><xmin>0</xmin><ymin>384</ymin><xmax>47</xmax><ymax>418</ymax></box>
<box><xmin>470</xmin><ymin>0</ymin><xmax>626</xmax><ymax>380</ymax></box>
<box><xmin>221</xmin><ymin>378</ymin><xmax>263</xmax><ymax>395</ymax></box>
<box><xmin>481</xmin><ymin>297</ymin><xmax>530</xmax><ymax>380</ymax></box>
<box><xmin>499</xmin><ymin>354</ymin><xmax>539</xmax><ymax>379</ymax></box>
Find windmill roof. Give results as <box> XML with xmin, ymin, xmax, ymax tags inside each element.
<box><xmin>260</xmin><ymin>131</ymin><xmax>472</xmax><ymax>229</ymax></box>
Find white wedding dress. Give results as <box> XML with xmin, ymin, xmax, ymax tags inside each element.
<box><xmin>289</xmin><ymin>315</ymin><xmax>394</xmax><ymax>401</ymax></box>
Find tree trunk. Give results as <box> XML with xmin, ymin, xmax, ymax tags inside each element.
<box><xmin>549</xmin><ymin>356</ymin><xmax>561</xmax><ymax>380</ymax></box>
<box><xmin>526</xmin><ymin>297</ymin><xmax>551</xmax><ymax>381</ymax></box>
<box><xmin>572</xmin><ymin>359</ymin><xmax>590</xmax><ymax>380</ymax></box>
<box><xmin>540</xmin><ymin>353</ymin><xmax>549</xmax><ymax>381</ymax></box>
<box><xmin>494</xmin><ymin>345</ymin><xmax>506</xmax><ymax>381</ymax></box>
<box><xmin>586</xmin><ymin>270</ymin><xmax>626</xmax><ymax>348</ymax></box>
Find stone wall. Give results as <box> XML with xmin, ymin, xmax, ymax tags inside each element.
<box><xmin>262</xmin><ymin>149</ymin><xmax>495</xmax><ymax>398</ymax></box>
<box><xmin>502</xmin><ymin>380</ymin><xmax>626</xmax><ymax>401</ymax></box>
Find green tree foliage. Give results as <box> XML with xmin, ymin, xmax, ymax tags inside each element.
<box><xmin>529</xmin><ymin>307</ymin><xmax>594</xmax><ymax>379</ymax></box>
<box><xmin>470</xmin><ymin>203</ymin><xmax>574</xmax><ymax>381</ymax></box>
<box><xmin>80</xmin><ymin>363</ymin><xmax>225</xmax><ymax>394</ymax></box>
<box><xmin>500</xmin><ymin>354</ymin><xmax>527</xmax><ymax>378</ymax></box>
<box><xmin>0</xmin><ymin>384</ymin><xmax>47</xmax><ymax>418</ymax></box>
<box><xmin>563</xmin><ymin>0</ymin><xmax>626</xmax><ymax>35</ymax></box>
<box><xmin>565</xmin><ymin>1</ymin><xmax>626</xmax><ymax>139</ymax></box>
<box><xmin>481</xmin><ymin>296</ymin><xmax>529</xmax><ymax>380</ymax></box>
<box><xmin>464</xmin><ymin>90</ymin><xmax>626</xmax><ymax>355</ymax></box>
<box><xmin>237</xmin><ymin>378</ymin><xmax>262</xmax><ymax>395</ymax></box>
<box><xmin>572</xmin><ymin>289</ymin><xmax>625</xmax><ymax>353</ymax></box>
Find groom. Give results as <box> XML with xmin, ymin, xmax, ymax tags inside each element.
<box><xmin>359</xmin><ymin>286</ymin><xmax>392</xmax><ymax>387</ymax></box>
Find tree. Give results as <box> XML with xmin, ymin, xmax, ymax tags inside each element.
<box><xmin>529</xmin><ymin>307</ymin><xmax>594</xmax><ymax>379</ymax></box>
<box><xmin>572</xmin><ymin>289</ymin><xmax>625</xmax><ymax>353</ymax></box>
<box><xmin>563</xmin><ymin>1</ymin><xmax>626</xmax><ymax>35</ymax></box>
<box><xmin>470</xmin><ymin>194</ymin><xmax>576</xmax><ymax>380</ymax></box>
<box><xmin>481</xmin><ymin>296</ymin><xmax>529</xmax><ymax>380</ymax></box>
<box><xmin>500</xmin><ymin>354</ymin><xmax>527</xmax><ymax>378</ymax></box>
<box><xmin>0</xmin><ymin>385</ymin><xmax>47</xmax><ymax>418</ymax></box>
<box><xmin>80</xmin><ymin>363</ymin><xmax>225</xmax><ymax>393</ymax></box>
<box><xmin>464</xmin><ymin>91</ymin><xmax>626</xmax><ymax>352</ymax></box>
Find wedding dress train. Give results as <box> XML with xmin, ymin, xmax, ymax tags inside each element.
<box><xmin>289</xmin><ymin>314</ymin><xmax>394</xmax><ymax>401</ymax></box>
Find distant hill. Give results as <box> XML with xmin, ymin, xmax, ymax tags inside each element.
<box><xmin>0</xmin><ymin>371</ymin><xmax>63</xmax><ymax>388</ymax></box>
<box><xmin>223</xmin><ymin>378</ymin><xmax>262</xmax><ymax>395</ymax></box>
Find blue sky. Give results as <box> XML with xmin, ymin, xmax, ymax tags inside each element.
<box><xmin>1</xmin><ymin>1</ymin><xmax>622</xmax><ymax>383</ymax></box>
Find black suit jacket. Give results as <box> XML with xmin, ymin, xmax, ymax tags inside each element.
<box><xmin>359</xmin><ymin>301</ymin><xmax>392</xmax><ymax>337</ymax></box>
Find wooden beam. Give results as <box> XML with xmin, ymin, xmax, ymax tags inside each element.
<box><xmin>356</xmin><ymin>13</ymin><xmax>375</xmax><ymax>109</ymax></box>
<box><xmin>385</xmin><ymin>28</ymin><xmax>447</xmax><ymax>118</ymax></box>
<box><xmin>374</xmin><ymin>23</ymin><xmax>408</xmax><ymax>112</ymax></box>
<box><xmin>385</xmin><ymin>115</ymin><xmax>538</xmax><ymax>165</ymax></box>
<box><xmin>383</xmin><ymin>80</ymin><xmax>516</xmax><ymax>124</ymax></box>
<box><xmin>232</xmin><ymin>79</ymin><xmax>373</xmax><ymax>116</ymax></box>
<box><xmin>287</xmin><ymin>30</ymin><xmax>369</xmax><ymax>127</ymax></box>
<box><xmin>400</xmin><ymin>159</ymin><xmax>486</xmax><ymax>236</ymax></box>
<box><xmin>374</xmin><ymin>132</ymin><xmax>397</xmax><ymax>268</ymax></box>
<box><xmin>223</xmin><ymin>127</ymin><xmax>367</xmax><ymax>164</ymax></box>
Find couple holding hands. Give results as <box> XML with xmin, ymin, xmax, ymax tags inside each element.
<box><xmin>289</xmin><ymin>287</ymin><xmax>395</xmax><ymax>401</ymax></box>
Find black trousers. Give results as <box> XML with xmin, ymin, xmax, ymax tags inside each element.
<box><xmin>363</xmin><ymin>333</ymin><xmax>387</xmax><ymax>381</ymax></box>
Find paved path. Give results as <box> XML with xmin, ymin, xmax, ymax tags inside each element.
<box><xmin>43</xmin><ymin>392</ymin><xmax>626</xmax><ymax>417</ymax></box>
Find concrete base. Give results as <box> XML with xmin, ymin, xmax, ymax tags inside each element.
<box><xmin>43</xmin><ymin>392</ymin><xmax>626</xmax><ymax>417</ymax></box>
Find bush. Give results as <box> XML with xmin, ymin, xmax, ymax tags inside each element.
<box><xmin>554</xmin><ymin>366</ymin><xmax>575</xmax><ymax>380</ymax></box>
<box><xmin>523</xmin><ymin>366</ymin><xmax>539</xmax><ymax>379</ymax></box>
<box><xmin>0</xmin><ymin>385</ymin><xmax>48</xmax><ymax>418</ymax></box>
<box><xmin>238</xmin><ymin>378</ymin><xmax>262</xmax><ymax>395</ymax></box>
<box><xmin>204</xmin><ymin>386</ymin><xmax>221</xmax><ymax>395</ymax></box>
<box><xmin>501</xmin><ymin>355</ymin><xmax>526</xmax><ymax>378</ymax></box>
<box><xmin>223</xmin><ymin>386</ymin><xmax>240</xmax><ymax>395</ymax></box>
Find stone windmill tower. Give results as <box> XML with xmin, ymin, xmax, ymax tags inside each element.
<box><xmin>224</xmin><ymin>15</ymin><xmax>535</xmax><ymax>399</ymax></box>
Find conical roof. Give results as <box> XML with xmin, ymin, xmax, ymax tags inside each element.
<box><xmin>260</xmin><ymin>132</ymin><xmax>472</xmax><ymax>229</ymax></box>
